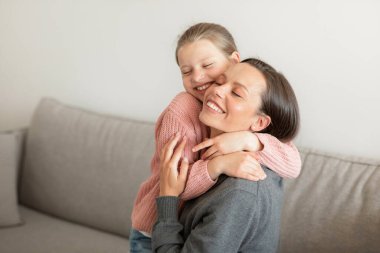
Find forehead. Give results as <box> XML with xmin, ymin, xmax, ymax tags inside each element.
<box><xmin>224</xmin><ymin>63</ymin><xmax>266</xmax><ymax>91</ymax></box>
<box><xmin>177</xmin><ymin>39</ymin><xmax>225</xmax><ymax>64</ymax></box>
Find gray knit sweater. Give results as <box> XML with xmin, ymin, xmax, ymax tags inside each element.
<box><xmin>152</xmin><ymin>167</ymin><xmax>283</xmax><ymax>253</ymax></box>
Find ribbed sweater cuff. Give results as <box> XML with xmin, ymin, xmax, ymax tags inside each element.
<box><xmin>156</xmin><ymin>196</ymin><xmax>179</xmax><ymax>220</ymax></box>
<box><xmin>254</xmin><ymin>133</ymin><xmax>270</xmax><ymax>162</ymax></box>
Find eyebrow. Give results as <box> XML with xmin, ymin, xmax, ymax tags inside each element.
<box><xmin>180</xmin><ymin>66</ymin><xmax>190</xmax><ymax>71</ymax></box>
<box><xmin>200</xmin><ymin>56</ymin><xmax>215</xmax><ymax>62</ymax></box>
<box><xmin>180</xmin><ymin>57</ymin><xmax>215</xmax><ymax>69</ymax></box>
<box><xmin>233</xmin><ymin>81</ymin><xmax>249</xmax><ymax>93</ymax></box>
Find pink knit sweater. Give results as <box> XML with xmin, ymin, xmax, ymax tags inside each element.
<box><xmin>131</xmin><ymin>92</ymin><xmax>301</xmax><ymax>234</ymax></box>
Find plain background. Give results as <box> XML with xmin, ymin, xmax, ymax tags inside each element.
<box><xmin>1</xmin><ymin>0</ymin><xmax>379</xmax><ymax>159</ymax></box>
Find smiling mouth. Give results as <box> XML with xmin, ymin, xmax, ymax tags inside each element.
<box><xmin>206</xmin><ymin>101</ymin><xmax>225</xmax><ymax>113</ymax></box>
<box><xmin>195</xmin><ymin>82</ymin><xmax>212</xmax><ymax>91</ymax></box>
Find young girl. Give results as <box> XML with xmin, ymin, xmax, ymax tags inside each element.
<box><xmin>153</xmin><ymin>58</ymin><xmax>300</xmax><ymax>252</ymax></box>
<box><xmin>130</xmin><ymin>23</ymin><xmax>301</xmax><ymax>252</ymax></box>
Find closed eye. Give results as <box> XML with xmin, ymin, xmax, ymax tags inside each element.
<box><xmin>204</xmin><ymin>63</ymin><xmax>214</xmax><ymax>68</ymax></box>
<box><xmin>232</xmin><ymin>91</ymin><xmax>242</xmax><ymax>98</ymax></box>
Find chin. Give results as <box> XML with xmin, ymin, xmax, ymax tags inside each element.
<box><xmin>199</xmin><ymin>111</ymin><xmax>211</xmax><ymax>126</ymax></box>
<box><xmin>199</xmin><ymin>111</ymin><xmax>220</xmax><ymax>131</ymax></box>
<box><xmin>199</xmin><ymin>111</ymin><xmax>206</xmax><ymax>124</ymax></box>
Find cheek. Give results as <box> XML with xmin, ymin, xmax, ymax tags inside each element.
<box><xmin>231</xmin><ymin>103</ymin><xmax>248</xmax><ymax>114</ymax></box>
<box><xmin>228</xmin><ymin>104</ymin><xmax>256</xmax><ymax>126</ymax></box>
<box><xmin>182</xmin><ymin>77</ymin><xmax>192</xmax><ymax>89</ymax></box>
<box><xmin>207</xmin><ymin>64</ymin><xmax>229</xmax><ymax>79</ymax></box>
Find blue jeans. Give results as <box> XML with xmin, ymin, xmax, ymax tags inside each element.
<box><xmin>130</xmin><ymin>228</ymin><xmax>152</xmax><ymax>253</ymax></box>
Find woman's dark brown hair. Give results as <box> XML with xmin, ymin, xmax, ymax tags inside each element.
<box><xmin>242</xmin><ymin>58</ymin><xmax>300</xmax><ymax>142</ymax></box>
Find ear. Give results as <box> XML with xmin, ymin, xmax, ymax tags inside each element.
<box><xmin>250</xmin><ymin>114</ymin><xmax>271</xmax><ymax>132</ymax></box>
<box><xmin>229</xmin><ymin>51</ymin><xmax>240</xmax><ymax>64</ymax></box>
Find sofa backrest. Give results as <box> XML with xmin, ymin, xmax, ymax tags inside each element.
<box><xmin>279</xmin><ymin>148</ymin><xmax>380</xmax><ymax>253</ymax></box>
<box><xmin>19</xmin><ymin>98</ymin><xmax>380</xmax><ymax>249</ymax></box>
<box><xmin>20</xmin><ymin>98</ymin><xmax>154</xmax><ymax>238</ymax></box>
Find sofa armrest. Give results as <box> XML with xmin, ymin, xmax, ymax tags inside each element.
<box><xmin>1</xmin><ymin>128</ymin><xmax>28</xmax><ymax>187</ymax></box>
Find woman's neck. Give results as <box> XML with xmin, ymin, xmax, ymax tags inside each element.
<box><xmin>210</xmin><ymin>128</ymin><xmax>223</xmax><ymax>138</ymax></box>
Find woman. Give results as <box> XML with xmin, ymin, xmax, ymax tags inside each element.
<box><xmin>152</xmin><ymin>58</ymin><xmax>300</xmax><ymax>252</ymax></box>
<box><xmin>131</xmin><ymin>22</ymin><xmax>300</xmax><ymax>253</ymax></box>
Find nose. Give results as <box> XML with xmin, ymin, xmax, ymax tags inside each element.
<box><xmin>214</xmin><ymin>83</ymin><xmax>228</xmax><ymax>99</ymax></box>
<box><xmin>192</xmin><ymin>69</ymin><xmax>205</xmax><ymax>83</ymax></box>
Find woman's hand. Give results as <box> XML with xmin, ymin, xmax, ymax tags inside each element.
<box><xmin>192</xmin><ymin>131</ymin><xmax>263</xmax><ymax>160</ymax></box>
<box><xmin>207</xmin><ymin>151</ymin><xmax>266</xmax><ymax>181</ymax></box>
<box><xmin>159</xmin><ymin>133</ymin><xmax>189</xmax><ymax>197</ymax></box>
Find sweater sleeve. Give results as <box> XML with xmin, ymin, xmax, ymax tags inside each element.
<box><xmin>179</xmin><ymin>159</ymin><xmax>216</xmax><ymax>201</ymax></box>
<box><xmin>157</xmin><ymin>109</ymin><xmax>216</xmax><ymax>202</ymax></box>
<box><xmin>254</xmin><ymin>133</ymin><xmax>302</xmax><ymax>178</ymax></box>
<box><xmin>152</xmin><ymin>191</ymin><xmax>258</xmax><ymax>253</ymax></box>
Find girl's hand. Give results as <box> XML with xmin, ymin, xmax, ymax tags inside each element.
<box><xmin>159</xmin><ymin>133</ymin><xmax>189</xmax><ymax>197</ymax></box>
<box><xmin>192</xmin><ymin>131</ymin><xmax>263</xmax><ymax>160</ymax></box>
<box><xmin>207</xmin><ymin>151</ymin><xmax>266</xmax><ymax>181</ymax></box>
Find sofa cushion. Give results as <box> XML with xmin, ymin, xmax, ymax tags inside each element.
<box><xmin>20</xmin><ymin>98</ymin><xmax>154</xmax><ymax>238</ymax></box>
<box><xmin>0</xmin><ymin>131</ymin><xmax>23</xmax><ymax>227</ymax></box>
<box><xmin>279</xmin><ymin>148</ymin><xmax>380</xmax><ymax>253</ymax></box>
<box><xmin>0</xmin><ymin>205</ymin><xmax>129</xmax><ymax>253</ymax></box>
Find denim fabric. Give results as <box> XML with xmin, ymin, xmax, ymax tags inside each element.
<box><xmin>130</xmin><ymin>229</ymin><xmax>152</xmax><ymax>253</ymax></box>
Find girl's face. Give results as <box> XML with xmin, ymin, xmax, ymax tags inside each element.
<box><xmin>177</xmin><ymin>39</ymin><xmax>239</xmax><ymax>101</ymax></box>
<box><xmin>199</xmin><ymin>63</ymin><xmax>270</xmax><ymax>135</ymax></box>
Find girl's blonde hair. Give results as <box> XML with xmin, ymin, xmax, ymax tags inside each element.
<box><xmin>175</xmin><ymin>22</ymin><xmax>238</xmax><ymax>64</ymax></box>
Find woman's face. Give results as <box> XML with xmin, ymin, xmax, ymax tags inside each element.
<box><xmin>177</xmin><ymin>39</ymin><xmax>238</xmax><ymax>101</ymax></box>
<box><xmin>199</xmin><ymin>63</ymin><xmax>268</xmax><ymax>134</ymax></box>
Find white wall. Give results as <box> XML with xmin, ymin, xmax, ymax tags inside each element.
<box><xmin>1</xmin><ymin>0</ymin><xmax>379</xmax><ymax>159</ymax></box>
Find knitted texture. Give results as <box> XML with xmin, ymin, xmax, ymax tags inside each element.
<box><xmin>131</xmin><ymin>92</ymin><xmax>213</xmax><ymax>234</ymax></box>
<box><xmin>256</xmin><ymin>133</ymin><xmax>301</xmax><ymax>178</ymax></box>
<box><xmin>131</xmin><ymin>92</ymin><xmax>301</xmax><ymax>234</ymax></box>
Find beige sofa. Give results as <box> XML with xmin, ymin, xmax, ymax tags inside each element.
<box><xmin>0</xmin><ymin>98</ymin><xmax>379</xmax><ymax>253</ymax></box>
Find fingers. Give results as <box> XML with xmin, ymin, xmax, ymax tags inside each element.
<box><xmin>250</xmin><ymin>170</ymin><xmax>266</xmax><ymax>180</ymax></box>
<box><xmin>201</xmin><ymin>146</ymin><xmax>218</xmax><ymax>159</ymax></box>
<box><xmin>179</xmin><ymin>157</ymin><xmax>189</xmax><ymax>182</ymax></box>
<box><xmin>248</xmin><ymin>152</ymin><xmax>260</xmax><ymax>161</ymax></box>
<box><xmin>244</xmin><ymin>174</ymin><xmax>261</xmax><ymax>181</ymax></box>
<box><xmin>245</xmin><ymin>153</ymin><xmax>266</xmax><ymax>180</ymax></box>
<box><xmin>246</xmin><ymin>160</ymin><xmax>266</xmax><ymax>180</ymax></box>
<box><xmin>171</xmin><ymin>136</ymin><xmax>187</xmax><ymax>166</ymax></box>
<box><xmin>236</xmin><ymin>155</ymin><xmax>266</xmax><ymax>181</ymax></box>
<box><xmin>238</xmin><ymin>170</ymin><xmax>266</xmax><ymax>182</ymax></box>
<box><xmin>206</xmin><ymin>151</ymin><xmax>223</xmax><ymax>160</ymax></box>
<box><xmin>158</xmin><ymin>135</ymin><xmax>189</xmax><ymax>197</ymax></box>
<box><xmin>161</xmin><ymin>133</ymin><xmax>181</xmax><ymax>163</ymax></box>
<box><xmin>192</xmin><ymin>138</ymin><xmax>213</xmax><ymax>152</ymax></box>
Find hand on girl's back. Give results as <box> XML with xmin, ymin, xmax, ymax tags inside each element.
<box><xmin>159</xmin><ymin>133</ymin><xmax>189</xmax><ymax>197</ymax></box>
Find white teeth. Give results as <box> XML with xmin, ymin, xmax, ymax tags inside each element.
<box><xmin>206</xmin><ymin>101</ymin><xmax>223</xmax><ymax>113</ymax></box>
<box><xmin>196</xmin><ymin>84</ymin><xmax>210</xmax><ymax>91</ymax></box>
